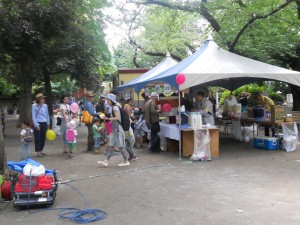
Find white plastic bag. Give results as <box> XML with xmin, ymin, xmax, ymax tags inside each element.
<box><xmin>282</xmin><ymin>122</ymin><xmax>298</xmax><ymax>152</ymax></box>
<box><xmin>23</xmin><ymin>164</ymin><xmax>46</xmax><ymax>177</ymax></box>
<box><xmin>189</xmin><ymin>129</ymin><xmax>211</xmax><ymax>161</ymax></box>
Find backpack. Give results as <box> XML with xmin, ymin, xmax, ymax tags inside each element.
<box><xmin>112</xmin><ymin>106</ymin><xmax>130</xmax><ymax>131</ymax></box>
<box><xmin>24</xmin><ymin>128</ymin><xmax>34</xmax><ymax>142</ymax></box>
<box><xmin>66</xmin><ymin>129</ymin><xmax>75</xmax><ymax>142</ymax></box>
<box><xmin>81</xmin><ymin>110</ymin><xmax>94</xmax><ymax>124</ymax></box>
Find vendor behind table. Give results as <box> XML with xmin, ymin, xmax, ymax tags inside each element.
<box><xmin>193</xmin><ymin>90</ymin><xmax>215</xmax><ymax>126</ymax></box>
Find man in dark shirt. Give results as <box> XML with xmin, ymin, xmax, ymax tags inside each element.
<box><xmin>96</xmin><ymin>95</ymin><xmax>106</xmax><ymax>113</ymax></box>
<box><xmin>144</xmin><ymin>92</ymin><xmax>161</xmax><ymax>153</ymax></box>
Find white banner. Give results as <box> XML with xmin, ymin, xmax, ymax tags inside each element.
<box><xmin>155</xmin><ymin>85</ymin><xmax>161</xmax><ymax>94</ymax></box>
<box><xmin>164</xmin><ymin>84</ymin><xmax>171</xmax><ymax>94</ymax></box>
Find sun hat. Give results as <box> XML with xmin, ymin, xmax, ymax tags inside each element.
<box><xmin>150</xmin><ymin>92</ymin><xmax>159</xmax><ymax>99</ymax></box>
<box><xmin>106</xmin><ymin>93</ymin><xmax>117</xmax><ymax>104</ymax></box>
<box><xmin>85</xmin><ymin>91</ymin><xmax>95</xmax><ymax>97</ymax></box>
<box><xmin>36</xmin><ymin>93</ymin><xmax>47</xmax><ymax>100</ymax></box>
<box><xmin>67</xmin><ymin>120</ymin><xmax>76</xmax><ymax>129</ymax></box>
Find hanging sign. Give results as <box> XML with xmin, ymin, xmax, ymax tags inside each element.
<box><xmin>164</xmin><ymin>84</ymin><xmax>171</xmax><ymax>94</ymax></box>
<box><xmin>155</xmin><ymin>85</ymin><xmax>161</xmax><ymax>94</ymax></box>
<box><xmin>144</xmin><ymin>87</ymin><xmax>149</xmax><ymax>96</ymax></box>
<box><xmin>124</xmin><ymin>91</ymin><xmax>130</xmax><ymax>100</ymax></box>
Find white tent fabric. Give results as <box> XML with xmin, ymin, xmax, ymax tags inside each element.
<box><xmin>117</xmin><ymin>52</ymin><xmax>178</xmax><ymax>93</ymax></box>
<box><xmin>144</xmin><ymin>39</ymin><xmax>300</xmax><ymax>90</ymax></box>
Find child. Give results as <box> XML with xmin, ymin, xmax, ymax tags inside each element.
<box><xmin>20</xmin><ymin>121</ymin><xmax>34</xmax><ymax>160</ymax></box>
<box><xmin>125</xmin><ymin>121</ymin><xmax>138</xmax><ymax>161</ymax></box>
<box><xmin>93</xmin><ymin>118</ymin><xmax>103</xmax><ymax>154</ymax></box>
<box><xmin>65</xmin><ymin>120</ymin><xmax>78</xmax><ymax>158</ymax></box>
<box><xmin>134</xmin><ymin>110</ymin><xmax>144</xmax><ymax>148</ymax></box>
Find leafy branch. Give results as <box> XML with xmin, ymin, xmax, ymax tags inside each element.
<box><xmin>228</xmin><ymin>0</ymin><xmax>295</xmax><ymax>51</ymax></box>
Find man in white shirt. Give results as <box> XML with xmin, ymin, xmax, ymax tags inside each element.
<box><xmin>224</xmin><ymin>93</ymin><xmax>238</xmax><ymax>107</ymax></box>
<box><xmin>193</xmin><ymin>91</ymin><xmax>215</xmax><ymax>126</ymax></box>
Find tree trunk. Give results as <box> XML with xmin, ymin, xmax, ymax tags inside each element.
<box><xmin>44</xmin><ymin>66</ymin><xmax>53</xmax><ymax>129</ymax></box>
<box><xmin>17</xmin><ymin>60</ymin><xmax>33</xmax><ymax>128</ymax></box>
<box><xmin>0</xmin><ymin>120</ymin><xmax>8</xmax><ymax>175</ymax></box>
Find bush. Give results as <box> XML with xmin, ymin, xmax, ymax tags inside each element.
<box><xmin>269</xmin><ymin>93</ymin><xmax>284</xmax><ymax>104</ymax></box>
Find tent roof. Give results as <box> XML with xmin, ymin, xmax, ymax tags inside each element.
<box><xmin>144</xmin><ymin>39</ymin><xmax>300</xmax><ymax>91</ymax></box>
<box><xmin>117</xmin><ymin>52</ymin><xmax>178</xmax><ymax>93</ymax></box>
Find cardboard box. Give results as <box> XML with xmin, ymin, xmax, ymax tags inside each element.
<box><xmin>271</xmin><ymin>105</ymin><xmax>284</xmax><ymax>123</ymax></box>
<box><xmin>253</xmin><ymin>137</ymin><xmax>278</xmax><ymax>150</ymax></box>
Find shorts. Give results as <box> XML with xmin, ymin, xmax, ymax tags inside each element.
<box><xmin>94</xmin><ymin>137</ymin><xmax>101</xmax><ymax>149</ymax></box>
<box><xmin>67</xmin><ymin>143</ymin><xmax>76</xmax><ymax>149</ymax></box>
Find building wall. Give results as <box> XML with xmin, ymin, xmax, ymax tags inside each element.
<box><xmin>117</xmin><ymin>68</ymin><xmax>148</xmax><ymax>106</ymax></box>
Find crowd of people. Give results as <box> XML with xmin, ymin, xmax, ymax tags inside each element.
<box><xmin>20</xmin><ymin>89</ymin><xmax>276</xmax><ymax>163</ymax></box>
<box><xmin>21</xmin><ymin>91</ymin><xmax>148</xmax><ymax>166</ymax></box>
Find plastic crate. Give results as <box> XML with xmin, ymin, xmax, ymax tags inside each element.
<box><xmin>253</xmin><ymin>137</ymin><xmax>278</xmax><ymax>150</ymax></box>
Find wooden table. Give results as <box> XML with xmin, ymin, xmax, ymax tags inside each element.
<box><xmin>159</xmin><ymin>123</ymin><xmax>219</xmax><ymax>158</ymax></box>
<box><xmin>181</xmin><ymin>128</ymin><xmax>219</xmax><ymax>158</ymax></box>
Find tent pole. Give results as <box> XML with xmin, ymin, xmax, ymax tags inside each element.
<box><xmin>137</xmin><ymin>90</ymin><xmax>140</xmax><ymax>108</ymax></box>
<box><xmin>178</xmin><ymin>89</ymin><xmax>182</xmax><ymax>160</ymax></box>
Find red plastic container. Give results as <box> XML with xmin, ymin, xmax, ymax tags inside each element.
<box><xmin>14</xmin><ymin>174</ymin><xmax>53</xmax><ymax>192</ymax></box>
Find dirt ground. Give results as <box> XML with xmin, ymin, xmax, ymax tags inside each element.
<box><xmin>1</xmin><ymin>115</ymin><xmax>300</xmax><ymax>225</ymax></box>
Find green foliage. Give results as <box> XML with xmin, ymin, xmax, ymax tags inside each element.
<box><xmin>269</xmin><ymin>93</ymin><xmax>284</xmax><ymax>104</ymax></box>
<box><xmin>208</xmin><ymin>0</ymin><xmax>299</xmax><ymax>67</ymax></box>
<box><xmin>112</xmin><ymin>4</ymin><xmax>207</xmax><ymax>68</ymax></box>
<box><xmin>0</xmin><ymin>77</ymin><xmax>17</xmax><ymax>95</ymax></box>
<box><xmin>0</xmin><ymin>0</ymin><xmax>113</xmax><ymax>94</ymax></box>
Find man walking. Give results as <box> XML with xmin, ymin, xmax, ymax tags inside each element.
<box><xmin>144</xmin><ymin>92</ymin><xmax>161</xmax><ymax>153</ymax></box>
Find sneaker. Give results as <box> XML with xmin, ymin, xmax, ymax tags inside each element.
<box><xmin>97</xmin><ymin>161</ymin><xmax>108</xmax><ymax>167</ymax></box>
<box><xmin>132</xmin><ymin>156</ymin><xmax>138</xmax><ymax>161</ymax></box>
<box><xmin>128</xmin><ymin>155</ymin><xmax>133</xmax><ymax>161</ymax></box>
<box><xmin>118</xmin><ymin>161</ymin><xmax>130</xmax><ymax>167</ymax></box>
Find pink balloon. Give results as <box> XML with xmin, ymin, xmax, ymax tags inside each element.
<box><xmin>70</xmin><ymin>102</ymin><xmax>79</xmax><ymax>113</ymax></box>
<box><xmin>162</xmin><ymin>103</ymin><xmax>172</xmax><ymax>112</ymax></box>
<box><xmin>176</xmin><ymin>73</ymin><xmax>186</xmax><ymax>85</ymax></box>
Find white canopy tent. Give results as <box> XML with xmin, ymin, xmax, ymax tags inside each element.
<box><xmin>143</xmin><ymin>39</ymin><xmax>300</xmax><ymax>91</ymax></box>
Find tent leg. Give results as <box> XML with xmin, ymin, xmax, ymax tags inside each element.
<box><xmin>178</xmin><ymin>92</ymin><xmax>182</xmax><ymax>160</ymax></box>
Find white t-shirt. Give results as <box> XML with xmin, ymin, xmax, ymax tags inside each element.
<box><xmin>60</xmin><ymin>104</ymin><xmax>71</xmax><ymax>121</ymax></box>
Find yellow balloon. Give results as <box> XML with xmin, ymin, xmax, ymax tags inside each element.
<box><xmin>100</xmin><ymin>113</ymin><xmax>105</xmax><ymax>119</ymax></box>
<box><xmin>46</xmin><ymin>129</ymin><xmax>56</xmax><ymax>141</ymax></box>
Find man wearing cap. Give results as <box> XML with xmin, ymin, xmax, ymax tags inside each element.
<box><xmin>144</xmin><ymin>92</ymin><xmax>161</xmax><ymax>153</ymax></box>
<box><xmin>32</xmin><ymin>93</ymin><xmax>50</xmax><ymax>157</ymax></box>
<box><xmin>84</xmin><ymin>91</ymin><xmax>100</xmax><ymax>151</ymax></box>
<box><xmin>253</xmin><ymin>92</ymin><xmax>275</xmax><ymax>137</ymax></box>
<box><xmin>193</xmin><ymin>90</ymin><xmax>215</xmax><ymax>126</ymax></box>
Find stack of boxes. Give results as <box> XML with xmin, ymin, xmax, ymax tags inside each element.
<box><xmin>271</xmin><ymin>105</ymin><xmax>284</xmax><ymax>123</ymax></box>
<box><xmin>253</xmin><ymin>105</ymin><xmax>284</xmax><ymax>150</ymax></box>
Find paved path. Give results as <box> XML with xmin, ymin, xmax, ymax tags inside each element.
<box><xmin>1</xmin><ymin>115</ymin><xmax>300</xmax><ymax>225</ymax></box>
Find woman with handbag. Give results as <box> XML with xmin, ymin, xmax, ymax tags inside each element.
<box><xmin>59</xmin><ymin>95</ymin><xmax>72</xmax><ymax>154</ymax></box>
<box><xmin>32</xmin><ymin>93</ymin><xmax>50</xmax><ymax>157</ymax></box>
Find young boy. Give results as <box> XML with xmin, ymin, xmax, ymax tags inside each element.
<box><xmin>66</xmin><ymin>120</ymin><xmax>78</xmax><ymax>158</ymax></box>
<box><xmin>93</xmin><ymin>118</ymin><xmax>103</xmax><ymax>154</ymax></box>
<box><xmin>125</xmin><ymin>124</ymin><xmax>138</xmax><ymax>161</ymax></box>
<box><xmin>20</xmin><ymin>121</ymin><xmax>34</xmax><ymax>160</ymax></box>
